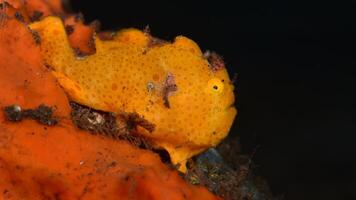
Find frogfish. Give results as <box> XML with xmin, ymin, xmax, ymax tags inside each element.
<box><xmin>30</xmin><ymin>16</ymin><xmax>237</xmax><ymax>172</ymax></box>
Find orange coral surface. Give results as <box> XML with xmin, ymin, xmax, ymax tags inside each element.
<box><xmin>0</xmin><ymin>1</ymin><xmax>219</xmax><ymax>199</ymax></box>
<box><xmin>0</xmin><ymin>0</ymin><xmax>96</xmax><ymax>54</ymax></box>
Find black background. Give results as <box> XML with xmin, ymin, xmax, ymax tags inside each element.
<box><xmin>70</xmin><ymin>1</ymin><xmax>356</xmax><ymax>199</ymax></box>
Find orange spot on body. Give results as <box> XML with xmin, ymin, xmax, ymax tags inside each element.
<box><xmin>111</xmin><ymin>83</ymin><xmax>118</xmax><ymax>91</ymax></box>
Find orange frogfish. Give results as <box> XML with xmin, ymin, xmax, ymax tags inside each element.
<box><xmin>30</xmin><ymin>16</ymin><xmax>237</xmax><ymax>172</ymax></box>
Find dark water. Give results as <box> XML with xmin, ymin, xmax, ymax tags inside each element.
<box><xmin>70</xmin><ymin>1</ymin><xmax>356</xmax><ymax>199</ymax></box>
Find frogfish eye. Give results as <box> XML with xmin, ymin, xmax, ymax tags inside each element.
<box><xmin>207</xmin><ymin>78</ymin><xmax>224</xmax><ymax>94</ymax></box>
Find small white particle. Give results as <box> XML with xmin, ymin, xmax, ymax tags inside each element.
<box><xmin>147</xmin><ymin>81</ymin><xmax>155</xmax><ymax>92</ymax></box>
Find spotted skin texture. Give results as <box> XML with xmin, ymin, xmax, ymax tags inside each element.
<box><xmin>30</xmin><ymin>16</ymin><xmax>237</xmax><ymax>172</ymax></box>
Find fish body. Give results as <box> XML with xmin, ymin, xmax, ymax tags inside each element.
<box><xmin>30</xmin><ymin>16</ymin><xmax>237</xmax><ymax>172</ymax></box>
